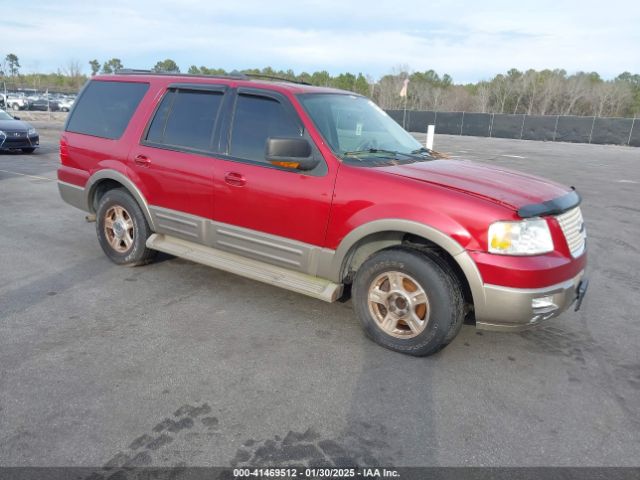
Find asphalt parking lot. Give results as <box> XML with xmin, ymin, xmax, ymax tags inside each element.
<box><xmin>1</xmin><ymin>120</ymin><xmax>639</xmax><ymax>469</ymax></box>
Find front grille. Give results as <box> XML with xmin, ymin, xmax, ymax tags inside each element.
<box><xmin>4</xmin><ymin>131</ymin><xmax>27</xmax><ymax>138</ymax></box>
<box><xmin>556</xmin><ymin>207</ymin><xmax>586</xmax><ymax>258</ymax></box>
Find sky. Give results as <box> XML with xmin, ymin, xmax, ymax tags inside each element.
<box><xmin>1</xmin><ymin>0</ymin><xmax>639</xmax><ymax>83</ymax></box>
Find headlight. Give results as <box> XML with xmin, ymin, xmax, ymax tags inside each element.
<box><xmin>488</xmin><ymin>218</ymin><xmax>553</xmax><ymax>255</ymax></box>
<box><xmin>28</xmin><ymin>128</ymin><xmax>37</xmax><ymax>136</ymax></box>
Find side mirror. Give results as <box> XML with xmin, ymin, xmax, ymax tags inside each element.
<box><xmin>266</xmin><ymin>137</ymin><xmax>319</xmax><ymax>171</ymax></box>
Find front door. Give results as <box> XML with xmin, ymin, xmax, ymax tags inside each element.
<box><xmin>212</xmin><ymin>89</ymin><xmax>336</xmax><ymax>267</ymax></box>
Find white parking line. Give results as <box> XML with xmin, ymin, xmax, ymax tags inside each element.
<box><xmin>0</xmin><ymin>169</ymin><xmax>55</xmax><ymax>181</ymax></box>
<box><xmin>501</xmin><ymin>154</ymin><xmax>526</xmax><ymax>159</ymax></box>
<box><xmin>617</xmin><ymin>180</ymin><xmax>638</xmax><ymax>184</ymax></box>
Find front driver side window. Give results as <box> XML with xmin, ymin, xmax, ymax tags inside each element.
<box><xmin>229</xmin><ymin>94</ymin><xmax>301</xmax><ymax>163</ymax></box>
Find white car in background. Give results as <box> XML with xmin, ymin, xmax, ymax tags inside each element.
<box><xmin>58</xmin><ymin>98</ymin><xmax>75</xmax><ymax>112</ymax></box>
<box><xmin>5</xmin><ymin>94</ymin><xmax>30</xmax><ymax>111</ymax></box>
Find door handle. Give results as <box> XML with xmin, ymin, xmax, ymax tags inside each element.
<box><xmin>134</xmin><ymin>154</ymin><xmax>151</xmax><ymax>167</ymax></box>
<box><xmin>224</xmin><ymin>172</ymin><xmax>246</xmax><ymax>187</ymax></box>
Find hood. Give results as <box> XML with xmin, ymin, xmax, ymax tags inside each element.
<box><xmin>380</xmin><ymin>159</ymin><xmax>571</xmax><ymax>211</ymax></box>
<box><xmin>0</xmin><ymin>119</ymin><xmax>30</xmax><ymax>132</ymax></box>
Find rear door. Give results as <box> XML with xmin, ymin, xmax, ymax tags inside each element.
<box><xmin>130</xmin><ymin>85</ymin><xmax>226</xmax><ymax>240</ymax></box>
<box><xmin>212</xmin><ymin>88</ymin><xmax>336</xmax><ymax>260</ymax></box>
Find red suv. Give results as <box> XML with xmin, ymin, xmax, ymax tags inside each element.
<box><xmin>58</xmin><ymin>72</ymin><xmax>588</xmax><ymax>356</ymax></box>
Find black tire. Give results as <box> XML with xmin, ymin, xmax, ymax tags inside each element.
<box><xmin>96</xmin><ymin>188</ymin><xmax>156</xmax><ymax>266</ymax></box>
<box><xmin>353</xmin><ymin>248</ymin><xmax>464</xmax><ymax>356</ymax></box>
<box><xmin>21</xmin><ymin>148</ymin><xmax>36</xmax><ymax>154</ymax></box>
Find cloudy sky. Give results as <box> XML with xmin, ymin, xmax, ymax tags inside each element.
<box><xmin>2</xmin><ymin>0</ymin><xmax>638</xmax><ymax>83</ymax></box>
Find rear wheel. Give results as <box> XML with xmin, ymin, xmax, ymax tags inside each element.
<box><xmin>96</xmin><ymin>189</ymin><xmax>156</xmax><ymax>266</ymax></box>
<box><xmin>353</xmin><ymin>248</ymin><xmax>464</xmax><ymax>356</ymax></box>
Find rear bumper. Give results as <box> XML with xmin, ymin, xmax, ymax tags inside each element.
<box><xmin>58</xmin><ymin>181</ymin><xmax>87</xmax><ymax>211</ymax></box>
<box><xmin>475</xmin><ymin>270</ymin><xmax>586</xmax><ymax>331</ymax></box>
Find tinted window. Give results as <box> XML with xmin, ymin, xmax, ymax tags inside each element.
<box><xmin>146</xmin><ymin>91</ymin><xmax>175</xmax><ymax>143</ymax></box>
<box><xmin>146</xmin><ymin>90</ymin><xmax>222</xmax><ymax>151</ymax></box>
<box><xmin>230</xmin><ymin>94</ymin><xmax>301</xmax><ymax>162</ymax></box>
<box><xmin>66</xmin><ymin>80</ymin><xmax>148</xmax><ymax>139</ymax></box>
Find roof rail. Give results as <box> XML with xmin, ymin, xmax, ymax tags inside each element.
<box><xmin>113</xmin><ymin>69</ymin><xmax>311</xmax><ymax>85</ymax></box>
<box><xmin>243</xmin><ymin>73</ymin><xmax>311</xmax><ymax>86</ymax></box>
<box><xmin>114</xmin><ymin>69</ymin><xmax>248</xmax><ymax>81</ymax></box>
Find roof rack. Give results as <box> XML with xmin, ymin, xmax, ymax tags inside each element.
<box><xmin>113</xmin><ymin>69</ymin><xmax>311</xmax><ymax>85</ymax></box>
<box><xmin>243</xmin><ymin>73</ymin><xmax>311</xmax><ymax>86</ymax></box>
<box><xmin>114</xmin><ymin>69</ymin><xmax>247</xmax><ymax>81</ymax></box>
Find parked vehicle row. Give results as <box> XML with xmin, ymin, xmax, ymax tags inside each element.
<box><xmin>0</xmin><ymin>92</ymin><xmax>75</xmax><ymax>111</ymax></box>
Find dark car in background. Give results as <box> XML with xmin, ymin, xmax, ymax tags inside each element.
<box><xmin>0</xmin><ymin>109</ymin><xmax>39</xmax><ymax>153</ymax></box>
<box><xmin>29</xmin><ymin>98</ymin><xmax>60</xmax><ymax>111</ymax></box>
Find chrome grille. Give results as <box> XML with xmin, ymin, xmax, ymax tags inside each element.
<box><xmin>556</xmin><ymin>207</ymin><xmax>586</xmax><ymax>258</ymax></box>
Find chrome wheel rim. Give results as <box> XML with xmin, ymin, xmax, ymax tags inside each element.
<box><xmin>367</xmin><ymin>271</ymin><xmax>430</xmax><ymax>338</ymax></box>
<box><xmin>104</xmin><ymin>205</ymin><xmax>134</xmax><ymax>253</ymax></box>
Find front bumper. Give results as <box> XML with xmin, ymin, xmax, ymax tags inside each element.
<box><xmin>475</xmin><ymin>270</ymin><xmax>587</xmax><ymax>331</ymax></box>
<box><xmin>0</xmin><ymin>134</ymin><xmax>39</xmax><ymax>150</ymax></box>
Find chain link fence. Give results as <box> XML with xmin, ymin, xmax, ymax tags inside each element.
<box><xmin>386</xmin><ymin>110</ymin><xmax>639</xmax><ymax>147</ymax></box>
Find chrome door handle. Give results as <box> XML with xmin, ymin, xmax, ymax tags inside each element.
<box><xmin>224</xmin><ymin>172</ymin><xmax>246</xmax><ymax>186</ymax></box>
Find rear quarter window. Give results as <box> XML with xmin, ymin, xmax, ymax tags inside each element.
<box><xmin>66</xmin><ymin>80</ymin><xmax>149</xmax><ymax>139</ymax></box>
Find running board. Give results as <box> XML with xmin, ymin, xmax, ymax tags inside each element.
<box><xmin>146</xmin><ymin>234</ymin><xmax>343</xmax><ymax>302</ymax></box>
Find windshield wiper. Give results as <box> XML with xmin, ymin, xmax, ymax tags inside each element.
<box><xmin>343</xmin><ymin>148</ymin><xmax>400</xmax><ymax>157</ymax></box>
<box><xmin>410</xmin><ymin>147</ymin><xmax>434</xmax><ymax>155</ymax></box>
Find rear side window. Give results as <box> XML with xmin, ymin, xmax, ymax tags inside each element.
<box><xmin>145</xmin><ymin>89</ymin><xmax>223</xmax><ymax>151</ymax></box>
<box><xmin>66</xmin><ymin>80</ymin><xmax>148</xmax><ymax>139</ymax></box>
<box><xmin>230</xmin><ymin>94</ymin><xmax>301</xmax><ymax>162</ymax></box>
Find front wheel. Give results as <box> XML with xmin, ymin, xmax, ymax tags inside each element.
<box><xmin>21</xmin><ymin>148</ymin><xmax>36</xmax><ymax>154</ymax></box>
<box><xmin>353</xmin><ymin>248</ymin><xmax>464</xmax><ymax>356</ymax></box>
<box><xmin>96</xmin><ymin>189</ymin><xmax>156</xmax><ymax>266</ymax></box>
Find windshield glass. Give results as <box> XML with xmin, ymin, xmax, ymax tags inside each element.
<box><xmin>0</xmin><ymin>110</ymin><xmax>14</xmax><ymax>121</ymax></box>
<box><xmin>298</xmin><ymin>93</ymin><xmax>429</xmax><ymax>165</ymax></box>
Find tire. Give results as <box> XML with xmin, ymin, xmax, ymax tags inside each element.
<box><xmin>96</xmin><ymin>188</ymin><xmax>156</xmax><ymax>266</ymax></box>
<box><xmin>353</xmin><ymin>248</ymin><xmax>464</xmax><ymax>356</ymax></box>
<box><xmin>21</xmin><ymin>148</ymin><xmax>36</xmax><ymax>154</ymax></box>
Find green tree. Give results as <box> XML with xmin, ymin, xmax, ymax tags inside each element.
<box><xmin>353</xmin><ymin>73</ymin><xmax>370</xmax><ymax>96</ymax></box>
<box><xmin>5</xmin><ymin>53</ymin><xmax>20</xmax><ymax>76</ymax></box>
<box><xmin>310</xmin><ymin>70</ymin><xmax>331</xmax><ymax>87</ymax></box>
<box><xmin>152</xmin><ymin>59</ymin><xmax>180</xmax><ymax>73</ymax></box>
<box><xmin>89</xmin><ymin>59</ymin><xmax>100</xmax><ymax>76</ymax></box>
<box><xmin>333</xmin><ymin>73</ymin><xmax>356</xmax><ymax>91</ymax></box>
<box><xmin>616</xmin><ymin>72</ymin><xmax>640</xmax><ymax>115</ymax></box>
<box><xmin>187</xmin><ymin>65</ymin><xmax>201</xmax><ymax>74</ymax></box>
<box><xmin>101</xmin><ymin>58</ymin><xmax>123</xmax><ymax>74</ymax></box>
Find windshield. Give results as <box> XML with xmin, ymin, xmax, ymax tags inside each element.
<box><xmin>297</xmin><ymin>93</ymin><xmax>429</xmax><ymax>165</ymax></box>
<box><xmin>0</xmin><ymin>110</ymin><xmax>14</xmax><ymax>121</ymax></box>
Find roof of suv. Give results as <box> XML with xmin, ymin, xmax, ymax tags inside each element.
<box><xmin>92</xmin><ymin>72</ymin><xmax>350</xmax><ymax>96</ymax></box>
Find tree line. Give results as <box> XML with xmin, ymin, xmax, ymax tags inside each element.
<box><xmin>2</xmin><ymin>53</ymin><xmax>638</xmax><ymax>117</ymax></box>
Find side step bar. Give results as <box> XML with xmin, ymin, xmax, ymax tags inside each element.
<box><xmin>146</xmin><ymin>234</ymin><xmax>343</xmax><ymax>302</ymax></box>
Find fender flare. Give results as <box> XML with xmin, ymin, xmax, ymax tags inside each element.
<box><xmin>318</xmin><ymin>219</ymin><xmax>486</xmax><ymax>312</ymax></box>
<box><xmin>84</xmin><ymin>169</ymin><xmax>157</xmax><ymax>230</ymax></box>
